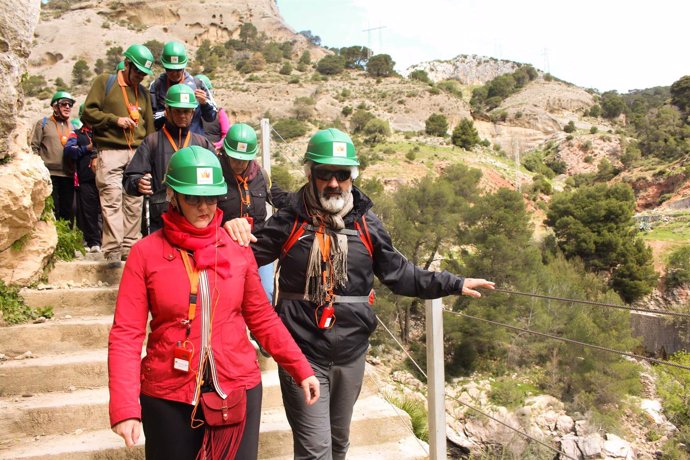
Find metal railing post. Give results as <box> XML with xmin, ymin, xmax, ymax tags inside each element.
<box><xmin>426</xmin><ymin>298</ymin><xmax>446</xmax><ymax>459</ymax></box>
<box><xmin>260</xmin><ymin>118</ymin><xmax>272</xmax><ymax>217</ymax></box>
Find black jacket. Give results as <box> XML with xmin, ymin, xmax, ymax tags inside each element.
<box><xmin>123</xmin><ymin>121</ymin><xmax>214</xmax><ymax>233</ymax></box>
<box><xmin>149</xmin><ymin>72</ymin><xmax>217</xmax><ymax>136</ymax></box>
<box><xmin>252</xmin><ymin>186</ymin><xmax>464</xmax><ymax>366</ymax></box>
<box><xmin>217</xmin><ymin>158</ymin><xmax>291</xmax><ymax>230</ymax></box>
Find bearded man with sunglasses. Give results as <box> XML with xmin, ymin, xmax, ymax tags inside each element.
<box><xmin>31</xmin><ymin>91</ymin><xmax>77</xmax><ymax>222</ymax></box>
<box><xmin>226</xmin><ymin>128</ymin><xmax>495</xmax><ymax>460</ymax></box>
<box><xmin>83</xmin><ymin>44</ymin><xmax>155</xmax><ymax>267</ymax></box>
<box><xmin>124</xmin><ymin>84</ymin><xmax>214</xmax><ymax>236</ymax></box>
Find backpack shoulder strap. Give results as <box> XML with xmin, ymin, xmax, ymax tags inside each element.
<box><xmin>41</xmin><ymin>116</ymin><xmax>47</xmax><ymax>130</ymax></box>
<box><xmin>354</xmin><ymin>214</ymin><xmax>374</xmax><ymax>257</ymax></box>
<box><xmin>105</xmin><ymin>74</ymin><xmax>117</xmax><ymax>96</ymax></box>
<box><xmin>280</xmin><ymin>216</ymin><xmax>308</xmax><ymax>260</ymax></box>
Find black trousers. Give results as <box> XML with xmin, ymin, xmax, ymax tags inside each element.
<box><xmin>140</xmin><ymin>383</ymin><xmax>262</xmax><ymax>460</ymax></box>
<box><xmin>50</xmin><ymin>175</ymin><xmax>74</xmax><ymax>223</ymax></box>
<box><xmin>75</xmin><ymin>181</ymin><xmax>102</xmax><ymax>247</ymax></box>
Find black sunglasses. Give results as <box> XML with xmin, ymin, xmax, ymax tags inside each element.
<box><xmin>313</xmin><ymin>169</ymin><xmax>351</xmax><ymax>182</ymax></box>
<box><xmin>181</xmin><ymin>194</ymin><xmax>219</xmax><ymax>206</ymax></box>
<box><xmin>58</xmin><ymin>101</ymin><xmax>74</xmax><ymax>108</ymax></box>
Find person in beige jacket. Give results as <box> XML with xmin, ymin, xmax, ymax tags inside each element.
<box><xmin>31</xmin><ymin>90</ymin><xmax>77</xmax><ymax>222</ymax></box>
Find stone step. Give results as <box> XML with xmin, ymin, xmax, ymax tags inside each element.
<box><xmin>0</xmin><ymin>349</ymin><xmax>107</xmax><ymax>396</ymax></box>
<box><xmin>0</xmin><ymin>316</ymin><xmax>112</xmax><ymax>357</ymax></box>
<box><xmin>0</xmin><ymin>394</ymin><xmax>424</xmax><ymax>460</ymax></box>
<box><xmin>0</xmin><ymin>370</ymin><xmax>282</xmax><ymax>440</ymax></box>
<box><xmin>47</xmin><ymin>260</ymin><xmax>122</xmax><ymax>287</ymax></box>
<box><xmin>20</xmin><ymin>287</ymin><xmax>118</xmax><ymax>317</ymax></box>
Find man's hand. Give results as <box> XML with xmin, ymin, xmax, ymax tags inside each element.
<box><xmin>461</xmin><ymin>278</ymin><xmax>495</xmax><ymax>298</ymax></box>
<box><xmin>137</xmin><ymin>173</ymin><xmax>153</xmax><ymax>195</ymax></box>
<box><xmin>194</xmin><ymin>89</ymin><xmax>207</xmax><ymax>105</ymax></box>
<box><xmin>112</xmin><ymin>418</ymin><xmax>141</xmax><ymax>447</ymax></box>
<box><xmin>116</xmin><ymin>117</ymin><xmax>137</xmax><ymax>129</ymax></box>
<box><xmin>223</xmin><ymin>218</ymin><xmax>256</xmax><ymax>247</ymax></box>
<box><xmin>300</xmin><ymin>375</ymin><xmax>320</xmax><ymax>406</ymax></box>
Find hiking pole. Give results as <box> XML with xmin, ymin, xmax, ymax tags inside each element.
<box><xmin>144</xmin><ymin>196</ymin><xmax>151</xmax><ymax>236</ymax></box>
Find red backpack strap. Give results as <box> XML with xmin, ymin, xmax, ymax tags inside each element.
<box><xmin>355</xmin><ymin>214</ymin><xmax>374</xmax><ymax>257</ymax></box>
<box><xmin>281</xmin><ymin>216</ymin><xmax>308</xmax><ymax>259</ymax></box>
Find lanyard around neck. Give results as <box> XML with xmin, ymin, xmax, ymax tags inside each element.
<box><xmin>235</xmin><ymin>175</ymin><xmax>251</xmax><ymax>217</ymax></box>
<box><xmin>179</xmin><ymin>250</ymin><xmax>199</xmax><ymax>337</ymax></box>
<box><xmin>162</xmin><ymin>125</ymin><xmax>191</xmax><ymax>152</ymax></box>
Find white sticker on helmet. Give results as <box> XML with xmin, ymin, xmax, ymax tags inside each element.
<box><xmin>171</xmin><ymin>56</ymin><xmax>179</xmax><ymax>64</ymax></box>
<box><xmin>180</xmin><ymin>93</ymin><xmax>190</xmax><ymax>103</ymax></box>
<box><xmin>333</xmin><ymin>142</ymin><xmax>347</xmax><ymax>157</ymax></box>
<box><xmin>237</xmin><ymin>142</ymin><xmax>248</xmax><ymax>152</ymax></box>
<box><xmin>145</xmin><ymin>60</ymin><xmax>152</xmax><ymax>68</ymax></box>
<box><xmin>197</xmin><ymin>168</ymin><xmax>213</xmax><ymax>185</ymax></box>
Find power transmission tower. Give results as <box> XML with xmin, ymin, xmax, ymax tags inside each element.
<box><xmin>362</xmin><ymin>25</ymin><xmax>385</xmax><ymax>58</ymax></box>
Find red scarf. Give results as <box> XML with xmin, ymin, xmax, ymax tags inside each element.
<box><xmin>162</xmin><ymin>205</ymin><xmax>231</xmax><ymax>278</ymax></box>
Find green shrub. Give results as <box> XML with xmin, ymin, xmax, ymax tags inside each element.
<box><xmin>665</xmin><ymin>246</ymin><xmax>690</xmax><ymax>288</ymax></box>
<box><xmin>408</xmin><ymin>69</ymin><xmax>431</xmax><ymax>84</ymax></box>
<box><xmin>350</xmin><ymin>109</ymin><xmax>375</xmax><ymax>133</ymax></box>
<box><xmin>563</xmin><ymin>121</ymin><xmax>576</xmax><ymax>133</ymax></box>
<box><xmin>451</xmin><ymin>118</ymin><xmax>480</xmax><ymax>150</ymax></box>
<box><xmin>387</xmin><ymin>395</ymin><xmax>428</xmax><ymax>442</ymax></box>
<box><xmin>489</xmin><ymin>378</ymin><xmax>537</xmax><ymax>408</ymax></box>
<box><xmin>656</xmin><ymin>352</ymin><xmax>690</xmax><ymax>426</ymax></box>
<box><xmin>590</xmin><ymin>126</ymin><xmax>599</xmax><ymax>134</ymax></box>
<box><xmin>54</xmin><ymin>219</ymin><xmax>86</xmax><ymax>261</ymax></box>
<box><xmin>437</xmin><ymin>79</ymin><xmax>462</xmax><ymax>97</ymax></box>
<box><xmin>0</xmin><ymin>280</ymin><xmax>53</xmax><ymax>325</ymax></box>
<box><xmin>279</xmin><ymin>62</ymin><xmax>292</xmax><ymax>75</ymax></box>
<box><xmin>272</xmin><ymin>118</ymin><xmax>307</xmax><ymax>140</ymax></box>
<box><xmin>366</xmin><ymin>54</ymin><xmax>395</xmax><ymax>77</ymax></box>
<box><xmin>21</xmin><ymin>73</ymin><xmax>50</xmax><ymax>98</ymax></box>
<box><xmin>363</xmin><ymin>118</ymin><xmax>390</xmax><ymax>145</ymax></box>
<box><xmin>425</xmin><ymin>113</ymin><xmax>448</xmax><ymax>137</ymax></box>
<box><xmin>316</xmin><ymin>55</ymin><xmax>345</xmax><ymax>75</ymax></box>
<box><xmin>341</xmin><ymin>106</ymin><xmax>353</xmax><ymax>117</ymax></box>
<box><xmin>71</xmin><ymin>59</ymin><xmax>92</xmax><ymax>86</ymax></box>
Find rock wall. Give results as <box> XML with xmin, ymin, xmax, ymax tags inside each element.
<box><xmin>631</xmin><ymin>312</ymin><xmax>690</xmax><ymax>356</ymax></box>
<box><xmin>0</xmin><ymin>0</ymin><xmax>40</xmax><ymax>160</ymax></box>
<box><xmin>0</xmin><ymin>0</ymin><xmax>55</xmax><ymax>286</ymax></box>
<box><xmin>406</xmin><ymin>54</ymin><xmax>527</xmax><ymax>85</ymax></box>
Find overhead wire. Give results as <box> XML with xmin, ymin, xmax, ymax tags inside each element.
<box><xmin>376</xmin><ymin>315</ymin><xmax>579</xmax><ymax>460</ymax></box>
<box><xmin>493</xmin><ymin>288</ymin><xmax>690</xmax><ymax>319</ymax></box>
<box><xmin>444</xmin><ymin>309</ymin><xmax>690</xmax><ymax>372</ymax></box>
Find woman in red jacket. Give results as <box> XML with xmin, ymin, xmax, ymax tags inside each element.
<box><xmin>108</xmin><ymin>146</ymin><xmax>319</xmax><ymax>460</ymax></box>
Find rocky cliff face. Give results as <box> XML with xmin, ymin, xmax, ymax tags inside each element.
<box><xmin>406</xmin><ymin>54</ymin><xmax>529</xmax><ymax>85</ymax></box>
<box><xmin>0</xmin><ymin>0</ymin><xmax>55</xmax><ymax>286</ymax></box>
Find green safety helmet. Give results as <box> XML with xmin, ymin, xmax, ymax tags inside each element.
<box><xmin>161</xmin><ymin>41</ymin><xmax>188</xmax><ymax>70</ymax></box>
<box><xmin>78</xmin><ymin>103</ymin><xmax>84</xmax><ymax>118</ymax></box>
<box><xmin>116</xmin><ymin>60</ymin><xmax>125</xmax><ymax>72</ymax></box>
<box><xmin>50</xmin><ymin>91</ymin><xmax>75</xmax><ymax>106</ymax></box>
<box><xmin>304</xmin><ymin>128</ymin><xmax>359</xmax><ymax>166</ymax></box>
<box><xmin>164</xmin><ymin>84</ymin><xmax>198</xmax><ymax>109</ymax></box>
<box><xmin>70</xmin><ymin>119</ymin><xmax>83</xmax><ymax>130</ymax></box>
<box><xmin>195</xmin><ymin>74</ymin><xmax>212</xmax><ymax>90</ymax></box>
<box><xmin>123</xmin><ymin>44</ymin><xmax>154</xmax><ymax>75</ymax></box>
<box><xmin>165</xmin><ymin>146</ymin><xmax>227</xmax><ymax>196</ymax></box>
<box><xmin>223</xmin><ymin>123</ymin><xmax>258</xmax><ymax>160</ymax></box>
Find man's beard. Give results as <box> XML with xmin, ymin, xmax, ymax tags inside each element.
<box><xmin>319</xmin><ymin>184</ymin><xmax>351</xmax><ymax>213</ymax></box>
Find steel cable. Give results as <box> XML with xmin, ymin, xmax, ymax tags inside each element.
<box><xmin>493</xmin><ymin>288</ymin><xmax>690</xmax><ymax>319</ymax></box>
<box><xmin>376</xmin><ymin>315</ymin><xmax>578</xmax><ymax>460</ymax></box>
<box><xmin>444</xmin><ymin>309</ymin><xmax>690</xmax><ymax>372</ymax></box>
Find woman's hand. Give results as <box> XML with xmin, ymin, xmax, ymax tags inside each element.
<box><xmin>223</xmin><ymin>218</ymin><xmax>257</xmax><ymax>247</ymax></box>
<box><xmin>461</xmin><ymin>278</ymin><xmax>495</xmax><ymax>298</ymax></box>
<box><xmin>300</xmin><ymin>375</ymin><xmax>320</xmax><ymax>406</ymax></box>
<box><xmin>112</xmin><ymin>418</ymin><xmax>141</xmax><ymax>447</ymax></box>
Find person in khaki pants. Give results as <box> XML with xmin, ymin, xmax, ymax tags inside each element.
<box><xmin>82</xmin><ymin>44</ymin><xmax>155</xmax><ymax>267</ymax></box>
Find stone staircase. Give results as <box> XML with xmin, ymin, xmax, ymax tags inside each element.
<box><xmin>0</xmin><ymin>257</ymin><xmax>428</xmax><ymax>459</ymax></box>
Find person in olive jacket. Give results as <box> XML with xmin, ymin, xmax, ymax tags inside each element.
<box><xmin>225</xmin><ymin>128</ymin><xmax>495</xmax><ymax>460</ymax></box>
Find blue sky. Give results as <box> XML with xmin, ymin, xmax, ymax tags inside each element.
<box><xmin>278</xmin><ymin>0</ymin><xmax>688</xmax><ymax>93</ymax></box>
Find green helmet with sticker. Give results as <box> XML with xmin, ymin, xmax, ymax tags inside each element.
<box><xmin>161</xmin><ymin>41</ymin><xmax>188</xmax><ymax>70</ymax></box>
<box><xmin>304</xmin><ymin>128</ymin><xmax>358</xmax><ymax>166</ymax></box>
<box><xmin>50</xmin><ymin>91</ymin><xmax>75</xmax><ymax>106</ymax></box>
<box><xmin>78</xmin><ymin>103</ymin><xmax>85</xmax><ymax>118</ymax></box>
<box><xmin>123</xmin><ymin>44</ymin><xmax>154</xmax><ymax>75</ymax></box>
<box><xmin>164</xmin><ymin>84</ymin><xmax>198</xmax><ymax>109</ymax></box>
<box><xmin>70</xmin><ymin>119</ymin><xmax>83</xmax><ymax>130</ymax></box>
<box><xmin>116</xmin><ymin>60</ymin><xmax>125</xmax><ymax>72</ymax></box>
<box><xmin>195</xmin><ymin>74</ymin><xmax>212</xmax><ymax>90</ymax></box>
<box><xmin>223</xmin><ymin>123</ymin><xmax>258</xmax><ymax>160</ymax></box>
<box><xmin>165</xmin><ymin>146</ymin><xmax>227</xmax><ymax>196</ymax></box>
